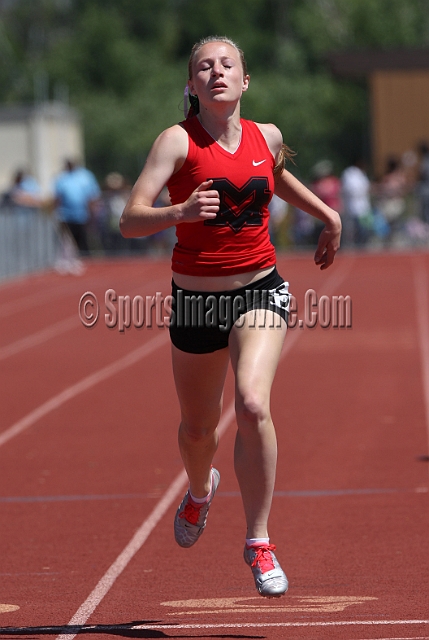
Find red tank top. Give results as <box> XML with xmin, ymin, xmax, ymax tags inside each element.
<box><xmin>167</xmin><ymin>117</ymin><xmax>276</xmax><ymax>276</ymax></box>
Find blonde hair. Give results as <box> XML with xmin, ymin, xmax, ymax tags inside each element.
<box><xmin>274</xmin><ymin>144</ymin><xmax>296</xmax><ymax>176</ymax></box>
<box><xmin>188</xmin><ymin>36</ymin><xmax>248</xmax><ymax>79</ymax></box>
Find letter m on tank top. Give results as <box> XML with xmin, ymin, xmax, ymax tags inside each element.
<box><xmin>204</xmin><ymin>177</ymin><xmax>271</xmax><ymax>233</ymax></box>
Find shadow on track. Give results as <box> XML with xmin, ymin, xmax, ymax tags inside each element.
<box><xmin>0</xmin><ymin>621</ymin><xmax>264</xmax><ymax>640</ymax></box>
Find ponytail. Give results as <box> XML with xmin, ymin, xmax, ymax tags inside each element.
<box><xmin>274</xmin><ymin>143</ymin><xmax>296</xmax><ymax>176</ymax></box>
<box><xmin>187</xmin><ymin>94</ymin><xmax>200</xmax><ymax>119</ymax></box>
<box><xmin>184</xmin><ymin>86</ymin><xmax>200</xmax><ymax>119</ymax></box>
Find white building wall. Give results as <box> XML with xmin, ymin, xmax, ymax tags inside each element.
<box><xmin>0</xmin><ymin>102</ymin><xmax>84</xmax><ymax>197</ymax></box>
<box><xmin>0</xmin><ymin>124</ymin><xmax>30</xmax><ymax>192</ymax></box>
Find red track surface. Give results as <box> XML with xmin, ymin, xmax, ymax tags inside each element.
<box><xmin>0</xmin><ymin>251</ymin><xmax>428</xmax><ymax>640</ymax></box>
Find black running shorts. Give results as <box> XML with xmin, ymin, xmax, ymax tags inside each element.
<box><xmin>168</xmin><ymin>267</ymin><xmax>290</xmax><ymax>354</ymax></box>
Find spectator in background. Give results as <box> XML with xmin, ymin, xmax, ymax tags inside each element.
<box><xmin>416</xmin><ymin>142</ymin><xmax>429</xmax><ymax>224</ymax></box>
<box><xmin>310</xmin><ymin>160</ymin><xmax>342</xmax><ymax>246</ymax></box>
<box><xmin>374</xmin><ymin>155</ymin><xmax>408</xmax><ymax>241</ymax></box>
<box><xmin>290</xmin><ymin>206</ymin><xmax>317</xmax><ymax>246</ymax></box>
<box><xmin>2</xmin><ymin>169</ymin><xmax>42</xmax><ymax>212</ymax></box>
<box><xmin>341</xmin><ymin>159</ymin><xmax>372</xmax><ymax>246</ymax></box>
<box><xmin>54</xmin><ymin>159</ymin><xmax>101</xmax><ymax>255</ymax></box>
<box><xmin>310</xmin><ymin>160</ymin><xmax>342</xmax><ymax>214</ymax></box>
<box><xmin>100</xmin><ymin>172</ymin><xmax>131</xmax><ymax>255</ymax></box>
<box><xmin>268</xmin><ymin>193</ymin><xmax>288</xmax><ymax>248</ymax></box>
<box><xmin>149</xmin><ymin>187</ymin><xmax>177</xmax><ymax>256</ymax></box>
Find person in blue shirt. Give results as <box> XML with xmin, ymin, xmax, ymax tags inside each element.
<box><xmin>54</xmin><ymin>159</ymin><xmax>101</xmax><ymax>254</ymax></box>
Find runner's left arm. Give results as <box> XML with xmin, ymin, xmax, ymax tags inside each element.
<box><xmin>274</xmin><ymin>168</ymin><xmax>341</xmax><ymax>270</ymax></box>
<box><xmin>258</xmin><ymin>122</ymin><xmax>341</xmax><ymax>269</ymax></box>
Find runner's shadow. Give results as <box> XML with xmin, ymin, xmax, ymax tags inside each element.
<box><xmin>0</xmin><ymin>622</ymin><xmax>264</xmax><ymax>639</ymax></box>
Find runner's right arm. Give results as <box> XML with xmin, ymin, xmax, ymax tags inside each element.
<box><xmin>120</xmin><ymin>125</ymin><xmax>220</xmax><ymax>238</ymax></box>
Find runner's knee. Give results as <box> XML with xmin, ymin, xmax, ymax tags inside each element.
<box><xmin>179</xmin><ymin>412</ymin><xmax>220</xmax><ymax>442</ymax></box>
<box><xmin>235</xmin><ymin>392</ymin><xmax>270</xmax><ymax>430</ymax></box>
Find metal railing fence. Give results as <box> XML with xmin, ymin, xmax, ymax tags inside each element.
<box><xmin>0</xmin><ymin>207</ymin><xmax>59</xmax><ymax>281</ymax></box>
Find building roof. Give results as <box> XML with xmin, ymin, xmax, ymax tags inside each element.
<box><xmin>328</xmin><ymin>48</ymin><xmax>429</xmax><ymax>77</ymax></box>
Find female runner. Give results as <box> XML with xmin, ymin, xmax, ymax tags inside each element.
<box><xmin>120</xmin><ymin>36</ymin><xmax>341</xmax><ymax>597</ymax></box>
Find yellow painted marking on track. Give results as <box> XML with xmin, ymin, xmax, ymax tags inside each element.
<box><xmin>161</xmin><ymin>595</ymin><xmax>377</xmax><ymax>616</ymax></box>
<box><xmin>0</xmin><ymin>604</ymin><xmax>20</xmax><ymax>614</ymax></box>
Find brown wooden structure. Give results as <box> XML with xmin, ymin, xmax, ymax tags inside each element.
<box><xmin>329</xmin><ymin>49</ymin><xmax>429</xmax><ymax>177</ymax></box>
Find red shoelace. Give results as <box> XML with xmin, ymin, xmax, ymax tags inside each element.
<box><xmin>179</xmin><ymin>502</ymin><xmax>202</xmax><ymax>525</ymax></box>
<box><xmin>250</xmin><ymin>544</ymin><xmax>277</xmax><ymax>573</ymax></box>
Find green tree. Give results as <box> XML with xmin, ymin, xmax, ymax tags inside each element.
<box><xmin>1</xmin><ymin>0</ymin><xmax>429</xmax><ymax>180</ymax></box>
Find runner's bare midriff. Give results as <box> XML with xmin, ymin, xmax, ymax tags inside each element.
<box><xmin>172</xmin><ymin>266</ymin><xmax>275</xmax><ymax>292</ymax></box>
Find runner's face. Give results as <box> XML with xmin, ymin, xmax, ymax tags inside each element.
<box><xmin>189</xmin><ymin>42</ymin><xmax>249</xmax><ymax>109</ymax></box>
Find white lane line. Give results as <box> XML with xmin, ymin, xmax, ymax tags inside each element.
<box><xmin>0</xmin><ymin>284</ymin><xmax>85</xmax><ymax>319</ymax></box>
<box><xmin>0</xmin><ymin>316</ymin><xmax>77</xmax><ymax>361</ymax></box>
<box><xmin>56</xmin><ymin>260</ymin><xmax>355</xmax><ymax>640</ymax></box>
<box><xmin>413</xmin><ymin>256</ymin><xmax>429</xmax><ymax>462</ymax></box>
<box><xmin>0</xmin><ymin>331</ymin><xmax>169</xmax><ymax>449</ymax></box>
<box><xmin>55</xmin><ymin>403</ymin><xmax>236</xmax><ymax>640</ymax></box>
<box><xmin>357</xmin><ymin>636</ymin><xmax>429</xmax><ymax>640</ymax></box>
<box><xmin>0</xmin><ymin>278</ymin><xmax>169</xmax><ymax>360</ymax></box>
<box><xmin>131</xmin><ymin>621</ymin><xmax>429</xmax><ymax>630</ymax></box>
<box><xmin>0</xmin><ymin>270</ymin><xmax>128</xmax><ymax>318</ymax></box>
<box><xmin>278</xmin><ymin>255</ymin><xmax>355</xmax><ymax>355</ymax></box>
<box><xmin>0</xmin><ymin>263</ymin><xmax>167</xmax><ymax>319</ymax></box>
<box><xmin>56</xmin><ymin>470</ymin><xmax>188</xmax><ymax>638</ymax></box>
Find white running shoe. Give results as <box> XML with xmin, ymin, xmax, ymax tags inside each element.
<box><xmin>174</xmin><ymin>468</ymin><xmax>220</xmax><ymax>548</ymax></box>
<box><xmin>244</xmin><ymin>543</ymin><xmax>288</xmax><ymax>597</ymax></box>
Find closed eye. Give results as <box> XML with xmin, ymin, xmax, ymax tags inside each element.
<box><xmin>197</xmin><ymin>58</ymin><xmax>235</xmax><ymax>72</ymax></box>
